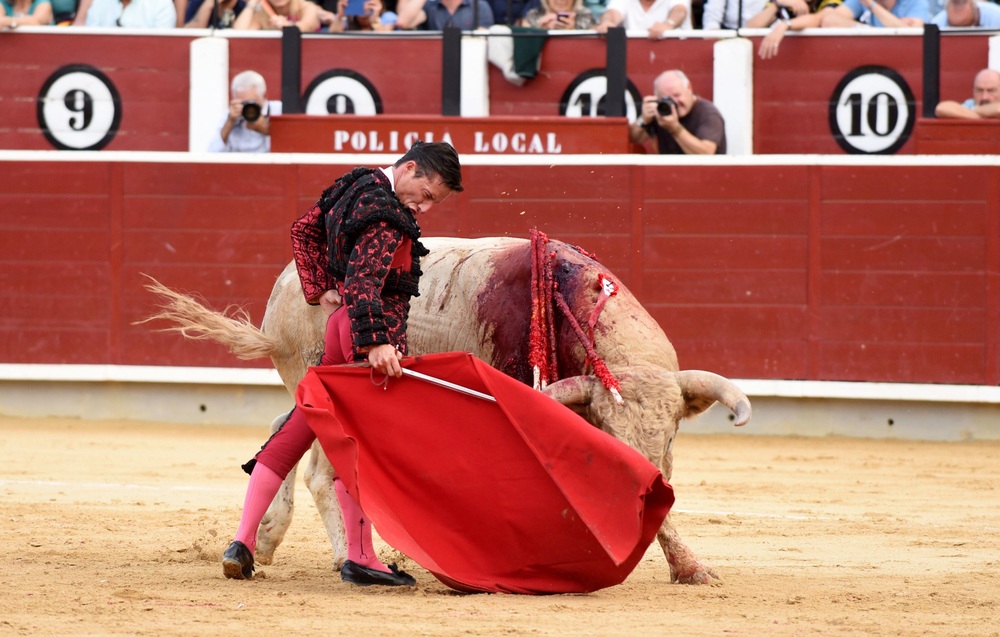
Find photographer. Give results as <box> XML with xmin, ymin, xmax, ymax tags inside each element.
<box><xmin>209</xmin><ymin>70</ymin><xmax>282</xmax><ymax>153</ymax></box>
<box><xmin>629</xmin><ymin>69</ymin><xmax>727</xmax><ymax>155</ymax></box>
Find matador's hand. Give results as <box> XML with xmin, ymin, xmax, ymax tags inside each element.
<box><xmin>319</xmin><ymin>289</ymin><xmax>342</xmax><ymax>317</ymax></box>
<box><xmin>368</xmin><ymin>343</ymin><xmax>403</xmax><ymax>378</ymax></box>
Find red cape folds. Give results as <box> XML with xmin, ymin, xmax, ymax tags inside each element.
<box><xmin>295</xmin><ymin>351</ymin><xmax>674</xmax><ymax>594</ymax></box>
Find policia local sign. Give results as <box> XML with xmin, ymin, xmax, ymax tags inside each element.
<box><xmin>268</xmin><ymin>114</ymin><xmax>631</xmax><ymax>154</ymax></box>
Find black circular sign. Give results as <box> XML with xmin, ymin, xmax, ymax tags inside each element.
<box><xmin>559</xmin><ymin>68</ymin><xmax>642</xmax><ymax>121</ymax></box>
<box><xmin>302</xmin><ymin>69</ymin><xmax>383</xmax><ymax>115</ymax></box>
<box><xmin>37</xmin><ymin>64</ymin><xmax>122</xmax><ymax>151</ymax></box>
<box><xmin>828</xmin><ymin>65</ymin><xmax>916</xmax><ymax>155</ymax></box>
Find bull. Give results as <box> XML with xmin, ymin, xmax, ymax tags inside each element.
<box><xmin>148</xmin><ymin>235</ymin><xmax>751</xmax><ymax>584</ymax></box>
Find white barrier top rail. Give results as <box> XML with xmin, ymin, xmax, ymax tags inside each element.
<box><xmin>1</xmin><ymin>150</ymin><xmax>1000</xmax><ymax>167</ymax></box>
<box><xmin>2</xmin><ymin>363</ymin><xmax>999</xmax><ymax>404</ymax></box>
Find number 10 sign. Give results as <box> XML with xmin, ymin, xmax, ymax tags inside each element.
<box><xmin>829</xmin><ymin>65</ymin><xmax>916</xmax><ymax>155</ymax></box>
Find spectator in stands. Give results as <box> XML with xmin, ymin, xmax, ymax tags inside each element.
<box><xmin>521</xmin><ymin>0</ymin><xmax>596</xmax><ymax>27</ymax></box>
<box><xmin>184</xmin><ymin>0</ymin><xmax>247</xmax><ymax>26</ymax></box>
<box><xmin>629</xmin><ymin>69</ymin><xmax>726</xmax><ymax>154</ymax></box>
<box><xmin>820</xmin><ymin>0</ymin><xmax>928</xmax><ymax>27</ymax></box>
<box><xmin>1</xmin><ymin>0</ymin><xmax>54</xmax><ymax>26</ymax></box>
<box><xmin>49</xmin><ymin>0</ymin><xmax>77</xmax><ymax>23</ymax></box>
<box><xmin>395</xmin><ymin>0</ymin><xmax>494</xmax><ymax>29</ymax></box>
<box><xmin>586</xmin><ymin>0</ymin><xmax>605</xmax><ymax>19</ymax></box>
<box><xmin>935</xmin><ymin>68</ymin><xmax>1000</xmax><ymax>119</ymax></box>
<box><xmin>73</xmin><ymin>0</ymin><xmax>176</xmax><ymax>25</ymax></box>
<box><xmin>209</xmin><ymin>70</ymin><xmax>281</xmax><ymax>153</ymax></box>
<box><xmin>233</xmin><ymin>0</ymin><xmax>321</xmax><ymax>29</ymax></box>
<box><xmin>750</xmin><ymin>0</ymin><xmax>843</xmax><ymax>59</ymax></box>
<box><xmin>931</xmin><ymin>0</ymin><xmax>1000</xmax><ymax>27</ymax></box>
<box><xmin>701</xmin><ymin>0</ymin><xmax>764</xmax><ymax>28</ymax></box>
<box><xmin>594</xmin><ymin>0</ymin><xmax>690</xmax><ymax>36</ymax></box>
<box><xmin>320</xmin><ymin>0</ymin><xmax>395</xmax><ymax>29</ymax></box>
<box><xmin>491</xmin><ymin>0</ymin><xmax>533</xmax><ymax>23</ymax></box>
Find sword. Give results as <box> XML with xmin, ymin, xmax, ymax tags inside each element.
<box><xmin>400</xmin><ymin>368</ymin><xmax>497</xmax><ymax>403</ymax></box>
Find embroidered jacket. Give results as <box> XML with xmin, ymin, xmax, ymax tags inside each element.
<box><xmin>290</xmin><ymin>167</ymin><xmax>428</xmax><ymax>358</ymax></box>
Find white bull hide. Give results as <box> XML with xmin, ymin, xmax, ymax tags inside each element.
<box><xmin>148</xmin><ymin>236</ymin><xmax>751</xmax><ymax>584</ymax></box>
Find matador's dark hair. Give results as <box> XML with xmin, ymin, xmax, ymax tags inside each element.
<box><xmin>395</xmin><ymin>141</ymin><xmax>464</xmax><ymax>193</ymax></box>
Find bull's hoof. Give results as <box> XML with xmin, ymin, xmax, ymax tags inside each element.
<box><xmin>222</xmin><ymin>541</ymin><xmax>255</xmax><ymax>580</ymax></box>
<box><xmin>674</xmin><ymin>566</ymin><xmax>722</xmax><ymax>585</ymax></box>
<box><xmin>254</xmin><ymin>541</ymin><xmax>275</xmax><ymax>565</ymax></box>
<box><xmin>255</xmin><ymin>553</ymin><xmax>274</xmax><ymax>565</ymax></box>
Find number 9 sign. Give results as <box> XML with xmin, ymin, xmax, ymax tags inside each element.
<box><xmin>828</xmin><ymin>65</ymin><xmax>915</xmax><ymax>155</ymax></box>
<box><xmin>36</xmin><ymin>65</ymin><xmax>122</xmax><ymax>151</ymax></box>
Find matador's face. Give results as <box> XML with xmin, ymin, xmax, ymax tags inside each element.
<box><xmin>393</xmin><ymin>161</ymin><xmax>453</xmax><ymax>215</ymax></box>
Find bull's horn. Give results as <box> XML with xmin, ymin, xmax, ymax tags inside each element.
<box><xmin>674</xmin><ymin>370</ymin><xmax>752</xmax><ymax>426</ymax></box>
<box><xmin>541</xmin><ymin>375</ymin><xmax>603</xmax><ymax>409</ymax></box>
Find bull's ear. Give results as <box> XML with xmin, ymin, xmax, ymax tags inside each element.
<box><xmin>541</xmin><ymin>376</ymin><xmax>602</xmax><ymax>409</ymax></box>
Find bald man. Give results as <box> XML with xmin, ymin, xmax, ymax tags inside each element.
<box><xmin>630</xmin><ymin>70</ymin><xmax>727</xmax><ymax>155</ymax></box>
<box><xmin>935</xmin><ymin>68</ymin><xmax>1000</xmax><ymax>119</ymax></box>
<box><xmin>931</xmin><ymin>0</ymin><xmax>1000</xmax><ymax>27</ymax></box>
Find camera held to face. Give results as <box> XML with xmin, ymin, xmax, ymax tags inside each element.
<box><xmin>657</xmin><ymin>97</ymin><xmax>678</xmax><ymax>117</ymax></box>
<box><xmin>241</xmin><ymin>101</ymin><xmax>263</xmax><ymax>123</ymax></box>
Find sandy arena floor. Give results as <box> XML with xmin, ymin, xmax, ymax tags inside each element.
<box><xmin>2</xmin><ymin>415</ymin><xmax>998</xmax><ymax>637</ymax></box>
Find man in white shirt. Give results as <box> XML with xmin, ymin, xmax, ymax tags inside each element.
<box><xmin>208</xmin><ymin>70</ymin><xmax>282</xmax><ymax>154</ymax></box>
<box><xmin>701</xmin><ymin>0</ymin><xmax>766</xmax><ymax>29</ymax></box>
<box><xmin>594</xmin><ymin>0</ymin><xmax>691</xmax><ymax>38</ymax></box>
<box><xmin>73</xmin><ymin>0</ymin><xmax>176</xmax><ymax>27</ymax></box>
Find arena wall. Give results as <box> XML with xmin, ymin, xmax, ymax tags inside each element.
<box><xmin>4</xmin><ymin>27</ymin><xmax>998</xmax><ymax>155</ymax></box>
<box><xmin>1</xmin><ymin>151</ymin><xmax>998</xmax><ymax>439</ymax></box>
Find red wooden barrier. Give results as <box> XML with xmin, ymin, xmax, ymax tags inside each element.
<box><xmin>1</xmin><ymin>157</ymin><xmax>997</xmax><ymax>387</ymax></box>
<box><xmin>914</xmin><ymin>118</ymin><xmax>1000</xmax><ymax>154</ymax></box>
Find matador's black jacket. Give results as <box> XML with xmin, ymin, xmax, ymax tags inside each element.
<box><xmin>290</xmin><ymin>167</ymin><xmax>429</xmax><ymax>359</ymax></box>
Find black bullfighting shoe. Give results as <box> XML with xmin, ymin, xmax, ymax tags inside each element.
<box><xmin>222</xmin><ymin>541</ymin><xmax>255</xmax><ymax>580</ymax></box>
<box><xmin>341</xmin><ymin>560</ymin><xmax>416</xmax><ymax>587</ymax></box>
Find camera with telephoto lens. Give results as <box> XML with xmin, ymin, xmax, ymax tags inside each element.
<box><xmin>656</xmin><ymin>97</ymin><xmax>677</xmax><ymax>116</ymax></box>
<box><xmin>241</xmin><ymin>101</ymin><xmax>262</xmax><ymax>123</ymax></box>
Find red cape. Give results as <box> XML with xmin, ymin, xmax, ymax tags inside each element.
<box><xmin>296</xmin><ymin>351</ymin><xmax>673</xmax><ymax>594</ymax></box>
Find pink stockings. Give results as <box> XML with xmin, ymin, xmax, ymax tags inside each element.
<box><xmin>233</xmin><ymin>460</ymin><xmax>390</xmax><ymax>573</ymax></box>
<box><xmin>335</xmin><ymin>477</ymin><xmax>390</xmax><ymax>572</ymax></box>
<box><xmin>232</xmin><ymin>308</ymin><xmax>389</xmax><ymax>573</ymax></box>
<box><xmin>234</xmin><ymin>462</ymin><xmax>284</xmax><ymax>554</ymax></box>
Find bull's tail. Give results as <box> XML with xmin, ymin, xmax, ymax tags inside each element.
<box><xmin>138</xmin><ymin>276</ymin><xmax>283</xmax><ymax>361</ymax></box>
